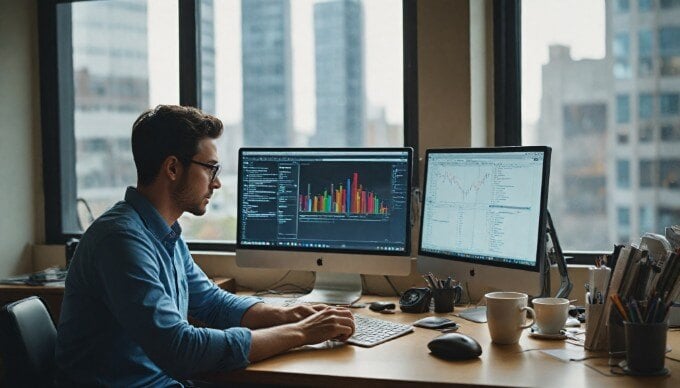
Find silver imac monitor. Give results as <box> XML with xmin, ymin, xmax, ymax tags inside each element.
<box><xmin>417</xmin><ymin>146</ymin><xmax>551</xmax><ymax>303</ymax></box>
<box><xmin>236</xmin><ymin>148</ymin><xmax>413</xmax><ymax>305</ymax></box>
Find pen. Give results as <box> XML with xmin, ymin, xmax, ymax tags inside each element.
<box><xmin>646</xmin><ymin>297</ymin><xmax>659</xmax><ymax>323</ymax></box>
<box><xmin>630</xmin><ymin>300</ymin><xmax>643</xmax><ymax>323</ymax></box>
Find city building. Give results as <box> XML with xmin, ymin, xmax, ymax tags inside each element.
<box><xmin>607</xmin><ymin>0</ymin><xmax>680</xmax><ymax>243</ymax></box>
<box><xmin>536</xmin><ymin>45</ymin><xmax>610</xmax><ymax>250</ymax></box>
<box><xmin>241</xmin><ymin>0</ymin><xmax>293</xmax><ymax>147</ymax></box>
<box><xmin>311</xmin><ymin>0</ymin><xmax>365</xmax><ymax>147</ymax></box>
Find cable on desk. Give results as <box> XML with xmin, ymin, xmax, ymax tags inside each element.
<box><xmin>583</xmin><ymin>364</ymin><xmax>620</xmax><ymax>377</ymax></box>
<box><xmin>262</xmin><ymin>270</ymin><xmax>293</xmax><ymax>290</ymax></box>
<box><xmin>384</xmin><ymin>275</ymin><xmax>400</xmax><ymax>296</ymax></box>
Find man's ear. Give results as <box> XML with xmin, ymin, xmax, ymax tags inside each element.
<box><xmin>162</xmin><ymin>156</ymin><xmax>182</xmax><ymax>181</ymax></box>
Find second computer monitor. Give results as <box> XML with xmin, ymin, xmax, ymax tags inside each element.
<box><xmin>417</xmin><ymin>146</ymin><xmax>551</xmax><ymax>303</ymax></box>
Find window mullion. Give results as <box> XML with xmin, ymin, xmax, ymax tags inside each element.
<box><xmin>179</xmin><ymin>0</ymin><xmax>201</xmax><ymax>107</ymax></box>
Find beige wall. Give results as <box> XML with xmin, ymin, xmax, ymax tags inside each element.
<box><xmin>0</xmin><ymin>0</ymin><xmax>42</xmax><ymax>278</ymax></box>
<box><xmin>416</xmin><ymin>0</ymin><xmax>472</xmax><ymax>181</ymax></box>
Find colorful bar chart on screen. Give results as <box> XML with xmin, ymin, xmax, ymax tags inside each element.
<box><xmin>299</xmin><ymin>172</ymin><xmax>388</xmax><ymax>214</ymax></box>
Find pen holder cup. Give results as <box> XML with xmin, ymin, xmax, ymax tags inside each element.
<box><xmin>432</xmin><ymin>286</ymin><xmax>462</xmax><ymax>313</ymax></box>
<box><xmin>608</xmin><ymin>314</ymin><xmax>625</xmax><ymax>356</ymax></box>
<box><xmin>623</xmin><ymin>321</ymin><xmax>668</xmax><ymax>375</ymax></box>
<box><xmin>584</xmin><ymin>303</ymin><xmax>607</xmax><ymax>351</ymax></box>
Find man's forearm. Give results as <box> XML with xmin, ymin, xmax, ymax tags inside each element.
<box><xmin>240</xmin><ymin>302</ymin><xmax>289</xmax><ymax>329</ymax></box>
<box><xmin>248</xmin><ymin>323</ymin><xmax>306</xmax><ymax>362</ymax></box>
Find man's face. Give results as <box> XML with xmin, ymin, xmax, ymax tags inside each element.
<box><xmin>172</xmin><ymin>138</ymin><xmax>221</xmax><ymax>216</ymax></box>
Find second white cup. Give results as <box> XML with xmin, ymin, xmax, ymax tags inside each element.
<box><xmin>532</xmin><ymin>297</ymin><xmax>570</xmax><ymax>334</ymax></box>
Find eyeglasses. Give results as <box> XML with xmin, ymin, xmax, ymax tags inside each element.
<box><xmin>188</xmin><ymin>159</ymin><xmax>221</xmax><ymax>182</ymax></box>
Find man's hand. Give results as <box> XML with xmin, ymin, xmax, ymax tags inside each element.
<box><xmin>247</xmin><ymin>306</ymin><xmax>355</xmax><ymax>362</ymax></box>
<box><xmin>241</xmin><ymin>302</ymin><xmax>329</xmax><ymax>329</ymax></box>
<box><xmin>282</xmin><ymin>304</ymin><xmax>328</xmax><ymax>323</ymax></box>
<box><xmin>295</xmin><ymin>306</ymin><xmax>355</xmax><ymax>343</ymax></box>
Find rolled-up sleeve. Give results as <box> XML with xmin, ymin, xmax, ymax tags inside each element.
<box><xmin>94</xmin><ymin>229</ymin><xmax>254</xmax><ymax>377</ymax></box>
<box><xmin>182</xmin><ymin>246</ymin><xmax>262</xmax><ymax>329</ymax></box>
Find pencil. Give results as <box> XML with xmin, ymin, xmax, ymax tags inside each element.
<box><xmin>610</xmin><ymin>294</ymin><xmax>629</xmax><ymax>322</ymax></box>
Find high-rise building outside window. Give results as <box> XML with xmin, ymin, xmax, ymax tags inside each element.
<box><xmin>523</xmin><ymin>0</ymin><xmax>680</xmax><ymax>250</ymax></box>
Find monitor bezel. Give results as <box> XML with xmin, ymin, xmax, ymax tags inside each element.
<box><xmin>236</xmin><ymin>147</ymin><xmax>414</xmax><ymax>257</ymax></box>
<box><xmin>417</xmin><ymin>146</ymin><xmax>552</xmax><ymax>273</ymax></box>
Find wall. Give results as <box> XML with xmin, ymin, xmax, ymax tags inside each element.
<box><xmin>416</xmin><ymin>0</ymin><xmax>472</xmax><ymax>179</ymax></box>
<box><xmin>0</xmin><ymin>0</ymin><xmax>42</xmax><ymax>278</ymax></box>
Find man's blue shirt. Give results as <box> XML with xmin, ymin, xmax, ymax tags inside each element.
<box><xmin>56</xmin><ymin>187</ymin><xmax>261</xmax><ymax>387</ymax></box>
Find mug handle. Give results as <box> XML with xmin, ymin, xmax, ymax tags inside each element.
<box><xmin>519</xmin><ymin>306</ymin><xmax>536</xmax><ymax>329</ymax></box>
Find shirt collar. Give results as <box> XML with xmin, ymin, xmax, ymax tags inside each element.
<box><xmin>124</xmin><ymin>186</ymin><xmax>182</xmax><ymax>244</ymax></box>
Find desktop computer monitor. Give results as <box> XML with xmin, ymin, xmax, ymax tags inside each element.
<box><xmin>236</xmin><ymin>148</ymin><xmax>413</xmax><ymax>305</ymax></box>
<box><xmin>417</xmin><ymin>146</ymin><xmax>551</xmax><ymax>303</ymax></box>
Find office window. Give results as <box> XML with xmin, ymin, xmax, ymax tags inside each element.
<box><xmin>39</xmin><ymin>0</ymin><xmax>413</xmax><ymax>245</ymax></box>
<box><xmin>563</xmin><ymin>104</ymin><xmax>606</xmax><ymax>135</ymax></box>
<box><xmin>617</xmin><ymin>159</ymin><xmax>631</xmax><ymax>188</ymax></box>
<box><xmin>659</xmin><ymin>159</ymin><xmax>680</xmax><ymax>189</ymax></box>
<box><xmin>639</xmin><ymin>0</ymin><xmax>653</xmax><ymax>11</ymax></box>
<box><xmin>616</xmin><ymin>95</ymin><xmax>630</xmax><ymax>123</ymax></box>
<box><xmin>661</xmin><ymin>0</ymin><xmax>680</xmax><ymax>9</ymax></box>
<box><xmin>613</xmin><ymin>33</ymin><xmax>631</xmax><ymax>79</ymax></box>
<box><xmin>658</xmin><ymin>207</ymin><xmax>680</xmax><ymax>231</ymax></box>
<box><xmin>661</xmin><ymin>124</ymin><xmax>680</xmax><ymax>141</ymax></box>
<box><xmin>639</xmin><ymin>124</ymin><xmax>654</xmax><ymax>142</ymax></box>
<box><xmin>640</xmin><ymin>205</ymin><xmax>654</xmax><ymax>234</ymax></box>
<box><xmin>640</xmin><ymin>159</ymin><xmax>655</xmax><ymax>187</ymax></box>
<box><xmin>617</xmin><ymin>206</ymin><xmax>631</xmax><ymax>241</ymax></box>
<box><xmin>638</xmin><ymin>30</ymin><xmax>653</xmax><ymax>77</ymax></box>
<box><xmin>660</xmin><ymin>27</ymin><xmax>680</xmax><ymax>76</ymax></box>
<box><xmin>639</xmin><ymin>93</ymin><xmax>653</xmax><ymax>119</ymax></box>
<box><xmin>615</xmin><ymin>0</ymin><xmax>630</xmax><ymax>12</ymax></box>
<box><xmin>660</xmin><ymin>93</ymin><xmax>680</xmax><ymax>116</ymax></box>
<box><xmin>617</xmin><ymin>206</ymin><xmax>630</xmax><ymax>227</ymax></box>
<box><xmin>511</xmin><ymin>0</ymin><xmax>680</xmax><ymax>250</ymax></box>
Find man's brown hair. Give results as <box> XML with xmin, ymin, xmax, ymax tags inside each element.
<box><xmin>131</xmin><ymin>105</ymin><xmax>223</xmax><ymax>186</ymax></box>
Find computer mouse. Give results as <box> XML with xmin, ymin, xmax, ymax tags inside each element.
<box><xmin>427</xmin><ymin>333</ymin><xmax>482</xmax><ymax>360</ymax></box>
<box><xmin>369</xmin><ymin>301</ymin><xmax>396</xmax><ymax>312</ymax></box>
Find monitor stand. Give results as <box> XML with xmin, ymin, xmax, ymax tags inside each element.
<box><xmin>297</xmin><ymin>272</ymin><xmax>363</xmax><ymax>305</ymax></box>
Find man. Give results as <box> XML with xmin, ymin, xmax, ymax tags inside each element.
<box><xmin>55</xmin><ymin>105</ymin><xmax>355</xmax><ymax>387</ymax></box>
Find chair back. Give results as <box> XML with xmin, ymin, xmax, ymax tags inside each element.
<box><xmin>0</xmin><ymin>296</ymin><xmax>57</xmax><ymax>387</ymax></box>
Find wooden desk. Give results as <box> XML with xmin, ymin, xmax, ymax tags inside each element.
<box><xmin>206</xmin><ymin>295</ymin><xmax>680</xmax><ymax>387</ymax></box>
<box><xmin>0</xmin><ymin>277</ymin><xmax>236</xmax><ymax>323</ymax></box>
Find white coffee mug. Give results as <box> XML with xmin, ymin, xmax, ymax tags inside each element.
<box><xmin>532</xmin><ymin>297</ymin><xmax>569</xmax><ymax>334</ymax></box>
<box><xmin>485</xmin><ymin>292</ymin><xmax>535</xmax><ymax>345</ymax></box>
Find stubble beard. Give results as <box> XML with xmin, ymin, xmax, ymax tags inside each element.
<box><xmin>172</xmin><ymin>175</ymin><xmax>207</xmax><ymax>216</ymax></box>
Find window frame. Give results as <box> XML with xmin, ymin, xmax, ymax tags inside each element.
<box><xmin>38</xmin><ymin>0</ymin><xmax>419</xmax><ymax>252</ymax></box>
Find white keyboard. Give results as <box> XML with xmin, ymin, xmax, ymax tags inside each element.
<box><xmin>258</xmin><ymin>296</ymin><xmax>414</xmax><ymax>347</ymax></box>
<box><xmin>347</xmin><ymin>314</ymin><xmax>414</xmax><ymax>347</ymax></box>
